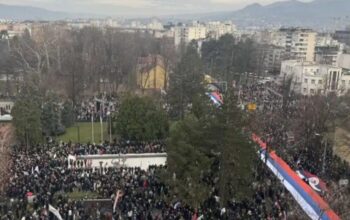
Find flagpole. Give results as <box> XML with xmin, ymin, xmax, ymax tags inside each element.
<box><xmin>91</xmin><ymin>112</ymin><xmax>94</xmax><ymax>143</ymax></box>
<box><xmin>100</xmin><ymin>115</ymin><xmax>103</xmax><ymax>143</ymax></box>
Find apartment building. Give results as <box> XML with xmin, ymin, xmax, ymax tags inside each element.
<box><xmin>315</xmin><ymin>45</ymin><xmax>343</xmax><ymax>66</ymax></box>
<box><xmin>263</xmin><ymin>45</ymin><xmax>287</xmax><ymax>74</ymax></box>
<box><xmin>174</xmin><ymin>22</ymin><xmax>206</xmax><ymax>46</ymax></box>
<box><xmin>206</xmin><ymin>21</ymin><xmax>236</xmax><ymax>40</ymax></box>
<box><xmin>275</xmin><ymin>28</ymin><xmax>317</xmax><ymax>62</ymax></box>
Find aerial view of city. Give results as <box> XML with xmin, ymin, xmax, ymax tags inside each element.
<box><xmin>0</xmin><ymin>0</ymin><xmax>349</xmax><ymax>219</ymax></box>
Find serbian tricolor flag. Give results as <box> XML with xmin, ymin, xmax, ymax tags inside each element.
<box><xmin>296</xmin><ymin>170</ymin><xmax>328</xmax><ymax>193</ymax></box>
<box><xmin>252</xmin><ymin>133</ymin><xmax>340</xmax><ymax>220</ymax></box>
<box><xmin>207</xmin><ymin>92</ymin><xmax>223</xmax><ymax>106</ymax></box>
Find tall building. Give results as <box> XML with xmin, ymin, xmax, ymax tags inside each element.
<box><xmin>262</xmin><ymin>45</ymin><xmax>287</xmax><ymax>74</ymax></box>
<box><xmin>316</xmin><ymin>33</ymin><xmax>341</xmax><ymax>47</ymax></box>
<box><xmin>174</xmin><ymin>22</ymin><xmax>206</xmax><ymax>46</ymax></box>
<box><xmin>280</xmin><ymin>60</ymin><xmax>350</xmax><ymax>96</ymax></box>
<box><xmin>275</xmin><ymin>28</ymin><xmax>317</xmax><ymax>62</ymax></box>
<box><xmin>315</xmin><ymin>45</ymin><xmax>343</xmax><ymax>66</ymax></box>
<box><xmin>333</xmin><ymin>29</ymin><xmax>350</xmax><ymax>46</ymax></box>
<box><xmin>206</xmin><ymin>21</ymin><xmax>236</xmax><ymax>40</ymax></box>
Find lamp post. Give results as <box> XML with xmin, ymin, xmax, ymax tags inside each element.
<box><xmin>108</xmin><ymin>111</ymin><xmax>112</xmax><ymax>143</ymax></box>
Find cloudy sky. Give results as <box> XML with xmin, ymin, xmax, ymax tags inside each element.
<box><xmin>0</xmin><ymin>0</ymin><xmax>313</xmax><ymax>16</ymax></box>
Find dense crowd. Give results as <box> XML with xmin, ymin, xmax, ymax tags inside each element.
<box><xmin>1</xmin><ymin>82</ymin><xmax>349</xmax><ymax>220</ymax></box>
<box><xmin>0</xmin><ymin>140</ymin><xmax>299</xmax><ymax>220</ymax></box>
<box><xmin>240</xmin><ymin>81</ymin><xmax>350</xmax><ymax>189</ymax></box>
<box><xmin>70</xmin><ymin>140</ymin><xmax>166</xmax><ymax>155</ymax></box>
<box><xmin>75</xmin><ymin>95</ymin><xmax>119</xmax><ymax>122</ymax></box>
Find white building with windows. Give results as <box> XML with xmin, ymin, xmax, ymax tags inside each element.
<box><xmin>271</xmin><ymin>28</ymin><xmax>317</xmax><ymax>62</ymax></box>
<box><xmin>206</xmin><ymin>21</ymin><xmax>236</xmax><ymax>40</ymax></box>
<box><xmin>174</xmin><ymin>22</ymin><xmax>206</xmax><ymax>46</ymax></box>
<box><xmin>280</xmin><ymin>60</ymin><xmax>350</xmax><ymax>96</ymax></box>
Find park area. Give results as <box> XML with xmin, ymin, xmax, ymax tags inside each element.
<box><xmin>58</xmin><ymin>122</ymin><xmax>108</xmax><ymax>143</ymax></box>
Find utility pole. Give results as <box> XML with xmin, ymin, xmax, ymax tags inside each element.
<box><xmin>95</xmin><ymin>96</ymin><xmax>107</xmax><ymax>143</ymax></box>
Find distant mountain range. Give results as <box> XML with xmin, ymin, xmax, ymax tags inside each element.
<box><xmin>0</xmin><ymin>4</ymin><xmax>69</xmax><ymax>20</ymax></box>
<box><xmin>228</xmin><ymin>0</ymin><xmax>350</xmax><ymax>29</ymax></box>
<box><xmin>0</xmin><ymin>4</ymin><xmax>97</xmax><ymax>20</ymax></box>
<box><xmin>168</xmin><ymin>0</ymin><xmax>350</xmax><ymax>29</ymax></box>
<box><xmin>1</xmin><ymin>0</ymin><xmax>350</xmax><ymax>29</ymax></box>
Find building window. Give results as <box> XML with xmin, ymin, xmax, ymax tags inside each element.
<box><xmin>311</xmin><ymin>79</ymin><xmax>315</xmax><ymax>84</ymax></box>
<box><xmin>304</xmin><ymin>79</ymin><xmax>308</xmax><ymax>83</ymax></box>
<box><xmin>310</xmin><ymin>89</ymin><xmax>315</xmax><ymax>94</ymax></box>
<box><xmin>318</xmin><ymin>80</ymin><xmax>323</xmax><ymax>84</ymax></box>
<box><xmin>303</xmin><ymin>88</ymin><xmax>307</xmax><ymax>93</ymax></box>
<box><xmin>318</xmin><ymin>89</ymin><xmax>322</xmax><ymax>94</ymax></box>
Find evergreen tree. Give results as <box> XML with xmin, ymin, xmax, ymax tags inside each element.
<box><xmin>165</xmin><ymin>88</ymin><xmax>256</xmax><ymax>207</ymax></box>
<box><xmin>213</xmin><ymin>88</ymin><xmax>256</xmax><ymax>204</ymax></box>
<box><xmin>61</xmin><ymin>100</ymin><xmax>75</xmax><ymax>128</ymax></box>
<box><xmin>165</xmin><ymin>115</ymin><xmax>213</xmax><ymax>208</ymax></box>
<box><xmin>113</xmin><ymin>95</ymin><xmax>168</xmax><ymax>141</ymax></box>
<box><xmin>41</xmin><ymin>92</ymin><xmax>61</xmax><ymax>136</ymax></box>
<box><xmin>12</xmin><ymin>74</ymin><xmax>43</xmax><ymax>146</ymax></box>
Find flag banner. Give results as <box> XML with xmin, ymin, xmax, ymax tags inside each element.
<box><xmin>49</xmin><ymin>205</ymin><xmax>63</xmax><ymax>220</ymax></box>
<box><xmin>296</xmin><ymin>170</ymin><xmax>328</xmax><ymax>193</ymax></box>
<box><xmin>113</xmin><ymin>190</ymin><xmax>123</xmax><ymax>212</ymax></box>
<box><xmin>206</xmin><ymin>92</ymin><xmax>223</xmax><ymax>106</ymax></box>
<box><xmin>252</xmin><ymin>133</ymin><xmax>340</xmax><ymax>220</ymax></box>
<box><xmin>174</xmin><ymin>202</ymin><xmax>181</xmax><ymax>209</ymax></box>
<box><xmin>211</xmin><ymin>92</ymin><xmax>223</xmax><ymax>104</ymax></box>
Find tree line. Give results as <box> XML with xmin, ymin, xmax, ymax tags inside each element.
<box><xmin>0</xmin><ymin>25</ymin><xmax>176</xmax><ymax>101</ymax></box>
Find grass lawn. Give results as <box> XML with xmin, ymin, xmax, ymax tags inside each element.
<box><xmin>58</xmin><ymin>122</ymin><xmax>109</xmax><ymax>143</ymax></box>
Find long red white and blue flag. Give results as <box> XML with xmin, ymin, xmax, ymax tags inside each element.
<box><xmin>252</xmin><ymin>133</ymin><xmax>340</xmax><ymax>220</ymax></box>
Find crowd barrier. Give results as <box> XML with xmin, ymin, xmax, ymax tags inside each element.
<box><xmin>68</xmin><ymin>153</ymin><xmax>167</xmax><ymax>170</ymax></box>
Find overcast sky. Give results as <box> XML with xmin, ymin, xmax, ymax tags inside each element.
<box><xmin>0</xmin><ymin>0</ymin><xmax>314</xmax><ymax>16</ymax></box>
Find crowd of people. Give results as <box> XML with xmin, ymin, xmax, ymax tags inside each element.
<box><xmin>70</xmin><ymin>140</ymin><xmax>166</xmax><ymax>155</ymax></box>
<box><xmin>240</xmin><ymin>81</ymin><xmax>350</xmax><ymax>198</ymax></box>
<box><xmin>0</xmin><ymin>143</ymin><xmax>297</xmax><ymax>220</ymax></box>
<box><xmin>1</xmin><ymin>82</ymin><xmax>349</xmax><ymax>220</ymax></box>
<box><xmin>75</xmin><ymin>95</ymin><xmax>119</xmax><ymax>122</ymax></box>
